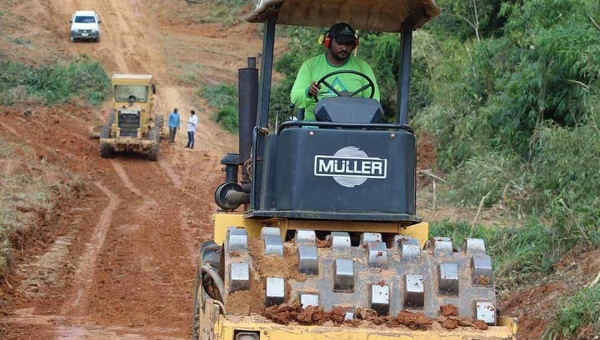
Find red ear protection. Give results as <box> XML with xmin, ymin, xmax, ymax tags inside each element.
<box><xmin>323</xmin><ymin>30</ymin><xmax>332</xmax><ymax>48</ymax></box>
<box><xmin>323</xmin><ymin>30</ymin><xmax>359</xmax><ymax>49</ymax></box>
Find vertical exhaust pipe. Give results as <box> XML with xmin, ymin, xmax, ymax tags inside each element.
<box><xmin>238</xmin><ymin>57</ymin><xmax>258</xmax><ymax>184</ymax></box>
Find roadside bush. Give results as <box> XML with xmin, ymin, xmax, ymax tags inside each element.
<box><xmin>544</xmin><ymin>285</ymin><xmax>600</xmax><ymax>339</ymax></box>
<box><xmin>183</xmin><ymin>0</ymin><xmax>247</xmax><ymax>24</ymax></box>
<box><xmin>441</xmin><ymin>151</ymin><xmax>524</xmax><ymax>207</ymax></box>
<box><xmin>197</xmin><ymin>84</ymin><xmax>239</xmax><ymax>132</ymax></box>
<box><xmin>430</xmin><ymin>218</ymin><xmax>556</xmax><ymax>292</ymax></box>
<box><xmin>0</xmin><ymin>55</ymin><xmax>110</xmax><ymax>106</ymax></box>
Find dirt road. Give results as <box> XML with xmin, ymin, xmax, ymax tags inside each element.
<box><xmin>1</xmin><ymin>0</ymin><xmax>260</xmax><ymax>338</ymax></box>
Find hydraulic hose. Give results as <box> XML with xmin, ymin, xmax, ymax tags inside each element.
<box><xmin>201</xmin><ymin>264</ymin><xmax>227</xmax><ymax>314</ymax></box>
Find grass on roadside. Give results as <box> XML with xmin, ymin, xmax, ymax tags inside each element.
<box><xmin>430</xmin><ymin>216</ymin><xmax>599</xmax><ymax>339</ymax></box>
<box><xmin>177</xmin><ymin>63</ymin><xmax>207</xmax><ymax>85</ymax></box>
<box><xmin>430</xmin><ymin>219</ymin><xmax>551</xmax><ymax>291</ymax></box>
<box><xmin>196</xmin><ymin>83</ymin><xmax>238</xmax><ymax>132</ymax></box>
<box><xmin>0</xmin><ymin>54</ymin><xmax>110</xmax><ymax>106</ymax></box>
<box><xmin>544</xmin><ymin>285</ymin><xmax>600</xmax><ymax>339</ymax></box>
<box><xmin>183</xmin><ymin>0</ymin><xmax>248</xmax><ymax>25</ymax></box>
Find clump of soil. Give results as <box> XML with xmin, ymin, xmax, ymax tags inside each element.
<box><xmin>476</xmin><ymin>275</ymin><xmax>491</xmax><ymax>286</ymax></box>
<box><xmin>440</xmin><ymin>304</ymin><xmax>458</xmax><ymax>316</ymax></box>
<box><xmin>434</xmin><ymin>315</ymin><xmax>488</xmax><ymax>330</ymax></box>
<box><xmin>263</xmin><ymin>303</ymin><xmax>486</xmax><ymax>331</ymax></box>
<box><xmin>315</xmin><ymin>237</ymin><xmax>331</xmax><ymax>248</ymax></box>
<box><xmin>263</xmin><ymin>301</ymin><xmax>345</xmax><ymax>326</ymax></box>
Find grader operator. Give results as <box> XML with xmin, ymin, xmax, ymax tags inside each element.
<box><xmin>192</xmin><ymin>0</ymin><xmax>517</xmax><ymax>339</ymax></box>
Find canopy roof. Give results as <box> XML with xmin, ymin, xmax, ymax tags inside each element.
<box><xmin>246</xmin><ymin>0</ymin><xmax>441</xmax><ymax>32</ymax></box>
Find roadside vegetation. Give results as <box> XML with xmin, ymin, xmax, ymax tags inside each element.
<box><xmin>184</xmin><ymin>0</ymin><xmax>248</xmax><ymax>25</ymax></box>
<box><xmin>413</xmin><ymin>1</ymin><xmax>599</xmax><ymax>337</ymax></box>
<box><xmin>197</xmin><ymin>84</ymin><xmax>239</xmax><ymax>132</ymax></box>
<box><xmin>199</xmin><ymin>0</ymin><xmax>600</xmax><ymax>337</ymax></box>
<box><xmin>0</xmin><ymin>54</ymin><xmax>110</xmax><ymax>106</ymax></box>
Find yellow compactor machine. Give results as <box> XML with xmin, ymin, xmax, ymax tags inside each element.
<box><xmin>99</xmin><ymin>74</ymin><xmax>163</xmax><ymax>160</ymax></box>
<box><xmin>192</xmin><ymin>1</ymin><xmax>517</xmax><ymax>339</ymax></box>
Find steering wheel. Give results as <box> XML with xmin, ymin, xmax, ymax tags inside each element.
<box><xmin>313</xmin><ymin>70</ymin><xmax>375</xmax><ymax>103</ymax></box>
<box><xmin>128</xmin><ymin>95</ymin><xmax>137</xmax><ymax>103</ymax></box>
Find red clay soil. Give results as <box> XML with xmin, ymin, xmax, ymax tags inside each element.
<box><xmin>499</xmin><ymin>248</ymin><xmax>600</xmax><ymax>340</ymax></box>
<box><xmin>263</xmin><ymin>302</ymin><xmax>489</xmax><ymax>331</ymax></box>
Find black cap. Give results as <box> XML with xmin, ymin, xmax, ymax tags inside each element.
<box><xmin>329</xmin><ymin>22</ymin><xmax>356</xmax><ymax>45</ymax></box>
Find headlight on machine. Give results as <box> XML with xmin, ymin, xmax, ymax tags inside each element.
<box><xmin>234</xmin><ymin>332</ymin><xmax>259</xmax><ymax>340</ymax></box>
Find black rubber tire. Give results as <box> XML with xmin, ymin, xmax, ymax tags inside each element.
<box><xmin>155</xmin><ymin>114</ymin><xmax>164</xmax><ymax>140</ymax></box>
<box><xmin>99</xmin><ymin>111</ymin><xmax>115</xmax><ymax>158</ymax></box>
<box><xmin>155</xmin><ymin>114</ymin><xmax>164</xmax><ymax>129</ymax></box>
<box><xmin>99</xmin><ymin>144</ymin><xmax>113</xmax><ymax>158</ymax></box>
<box><xmin>191</xmin><ymin>268</ymin><xmax>201</xmax><ymax>340</ymax></box>
<box><xmin>192</xmin><ymin>241</ymin><xmax>221</xmax><ymax>340</ymax></box>
<box><xmin>147</xmin><ymin>126</ymin><xmax>160</xmax><ymax>161</ymax></box>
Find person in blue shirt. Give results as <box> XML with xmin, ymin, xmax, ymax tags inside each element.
<box><xmin>168</xmin><ymin>108</ymin><xmax>180</xmax><ymax>144</ymax></box>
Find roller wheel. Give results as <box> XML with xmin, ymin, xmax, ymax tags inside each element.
<box><xmin>219</xmin><ymin>228</ymin><xmax>499</xmax><ymax>325</ymax></box>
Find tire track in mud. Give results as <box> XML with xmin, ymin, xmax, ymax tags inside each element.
<box><xmin>77</xmin><ymin>157</ymin><xmax>199</xmax><ymax>336</ymax></box>
<box><xmin>158</xmin><ymin>159</ymin><xmax>182</xmax><ymax>189</ymax></box>
<box><xmin>180</xmin><ymin>151</ymin><xmax>224</xmax><ymax>237</ymax></box>
<box><xmin>111</xmin><ymin>160</ymin><xmax>158</xmax><ymax>208</ymax></box>
<box><xmin>60</xmin><ymin>182</ymin><xmax>121</xmax><ymax>316</ymax></box>
<box><xmin>116</xmin><ymin>155</ymin><xmax>200</xmax><ymax>252</ymax></box>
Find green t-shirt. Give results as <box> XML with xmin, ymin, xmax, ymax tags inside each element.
<box><xmin>290</xmin><ymin>54</ymin><xmax>380</xmax><ymax>121</ymax></box>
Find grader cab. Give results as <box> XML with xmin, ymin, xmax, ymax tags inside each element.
<box><xmin>99</xmin><ymin>74</ymin><xmax>163</xmax><ymax>160</ymax></box>
<box><xmin>192</xmin><ymin>0</ymin><xmax>517</xmax><ymax>339</ymax></box>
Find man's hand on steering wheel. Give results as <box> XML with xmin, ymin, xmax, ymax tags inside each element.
<box><xmin>308</xmin><ymin>82</ymin><xmax>321</xmax><ymax>97</ymax></box>
<box><xmin>312</xmin><ymin>70</ymin><xmax>375</xmax><ymax>102</ymax></box>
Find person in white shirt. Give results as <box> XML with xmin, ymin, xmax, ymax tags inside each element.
<box><xmin>186</xmin><ymin>109</ymin><xmax>198</xmax><ymax>149</ymax></box>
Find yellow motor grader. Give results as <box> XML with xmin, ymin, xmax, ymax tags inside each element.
<box><xmin>99</xmin><ymin>74</ymin><xmax>163</xmax><ymax>160</ymax></box>
<box><xmin>192</xmin><ymin>0</ymin><xmax>517</xmax><ymax>339</ymax></box>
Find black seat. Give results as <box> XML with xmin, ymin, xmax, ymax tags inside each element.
<box><xmin>314</xmin><ymin>97</ymin><xmax>384</xmax><ymax>124</ymax></box>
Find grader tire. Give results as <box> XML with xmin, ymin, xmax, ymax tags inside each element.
<box><xmin>99</xmin><ymin>111</ymin><xmax>115</xmax><ymax>158</ymax></box>
<box><xmin>155</xmin><ymin>114</ymin><xmax>164</xmax><ymax>129</ymax></box>
<box><xmin>155</xmin><ymin>113</ymin><xmax>165</xmax><ymax>139</ymax></box>
<box><xmin>147</xmin><ymin>126</ymin><xmax>160</xmax><ymax>161</ymax></box>
<box><xmin>99</xmin><ymin>144</ymin><xmax>114</xmax><ymax>158</ymax></box>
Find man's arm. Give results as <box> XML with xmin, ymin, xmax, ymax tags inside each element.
<box><xmin>290</xmin><ymin>61</ymin><xmax>313</xmax><ymax>108</ymax></box>
<box><xmin>360</xmin><ymin>61</ymin><xmax>381</xmax><ymax>102</ymax></box>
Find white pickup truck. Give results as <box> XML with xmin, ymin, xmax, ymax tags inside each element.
<box><xmin>69</xmin><ymin>10</ymin><xmax>101</xmax><ymax>43</ymax></box>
